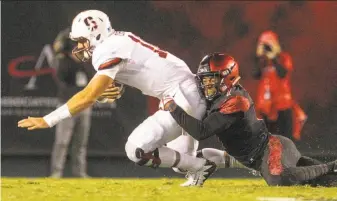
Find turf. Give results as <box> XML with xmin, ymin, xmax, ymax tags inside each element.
<box><xmin>2</xmin><ymin>178</ymin><xmax>337</xmax><ymax>201</ymax></box>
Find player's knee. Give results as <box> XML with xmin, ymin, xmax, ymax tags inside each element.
<box><xmin>124</xmin><ymin>141</ymin><xmax>141</xmax><ymax>163</ymax></box>
<box><xmin>279</xmin><ymin>168</ymin><xmax>301</xmax><ymax>186</ymax></box>
<box><xmin>265</xmin><ymin>175</ymin><xmax>293</xmax><ymax>186</ymax></box>
<box><xmin>125</xmin><ymin>141</ymin><xmax>161</xmax><ymax>168</ymax></box>
<box><xmin>264</xmin><ymin>169</ymin><xmax>300</xmax><ymax>186</ymax></box>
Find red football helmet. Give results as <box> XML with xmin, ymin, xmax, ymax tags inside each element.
<box><xmin>196</xmin><ymin>53</ymin><xmax>241</xmax><ymax>101</ymax></box>
<box><xmin>258</xmin><ymin>30</ymin><xmax>279</xmax><ymax>45</ymax></box>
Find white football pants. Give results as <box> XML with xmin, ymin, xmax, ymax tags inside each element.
<box><xmin>125</xmin><ymin>78</ymin><xmax>206</xmax><ymax>169</ymax></box>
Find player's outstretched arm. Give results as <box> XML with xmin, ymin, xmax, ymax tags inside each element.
<box><xmin>18</xmin><ymin>75</ymin><xmax>114</xmax><ymax>130</ymax></box>
<box><xmin>160</xmin><ymin>97</ymin><xmax>241</xmax><ymax>140</ymax></box>
<box><xmin>66</xmin><ymin>74</ymin><xmax>113</xmax><ymax>114</ymax></box>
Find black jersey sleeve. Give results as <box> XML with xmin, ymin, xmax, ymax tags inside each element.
<box><xmin>170</xmin><ymin>106</ymin><xmax>242</xmax><ymax>140</ymax></box>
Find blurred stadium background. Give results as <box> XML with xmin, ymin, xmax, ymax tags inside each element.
<box><xmin>2</xmin><ymin>1</ymin><xmax>337</xmax><ymax>178</ymax></box>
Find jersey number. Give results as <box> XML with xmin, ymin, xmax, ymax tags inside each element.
<box><xmin>128</xmin><ymin>34</ymin><xmax>168</xmax><ymax>59</ymax></box>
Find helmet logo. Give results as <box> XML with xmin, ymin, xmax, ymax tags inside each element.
<box><xmin>221</xmin><ymin>62</ymin><xmax>235</xmax><ymax>77</ymax></box>
<box><xmin>84</xmin><ymin>16</ymin><xmax>98</xmax><ymax>31</ymax></box>
<box><xmin>198</xmin><ymin>65</ymin><xmax>209</xmax><ymax>73</ymax></box>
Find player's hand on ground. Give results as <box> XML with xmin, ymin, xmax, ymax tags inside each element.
<box><xmin>18</xmin><ymin>117</ymin><xmax>49</xmax><ymax>130</ymax></box>
<box><xmin>159</xmin><ymin>96</ymin><xmax>177</xmax><ymax>112</ymax></box>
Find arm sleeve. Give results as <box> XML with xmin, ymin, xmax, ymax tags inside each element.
<box><xmin>170</xmin><ymin>106</ymin><xmax>242</xmax><ymax>140</ymax></box>
<box><xmin>92</xmin><ymin>36</ymin><xmax>132</xmax><ymax>80</ymax></box>
<box><xmin>96</xmin><ymin>58</ymin><xmax>124</xmax><ymax>79</ymax></box>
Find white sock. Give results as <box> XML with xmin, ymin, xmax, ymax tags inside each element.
<box><xmin>177</xmin><ymin>151</ymin><xmax>206</xmax><ymax>172</ymax></box>
<box><xmin>201</xmin><ymin>148</ymin><xmax>227</xmax><ymax>168</ymax></box>
<box><xmin>150</xmin><ymin>147</ymin><xmax>206</xmax><ymax>172</ymax></box>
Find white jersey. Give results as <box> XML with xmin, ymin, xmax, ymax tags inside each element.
<box><xmin>92</xmin><ymin>31</ymin><xmax>194</xmax><ymax>98</ymax></box>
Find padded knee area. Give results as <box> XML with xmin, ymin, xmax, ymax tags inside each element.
<box><xmin>125</xmin><ymin>140</ymin><xmax>141</xmax><ymax>163</ymax></box>
<box><xmin>125</xmin><ymin>140</ymin><xmax>161</xmax><ymax>168</ymax></box>
<box><xmin>279</xmin><ymin>168</ymin><xmax>302</xmax><ymax>186</ymax></box>
<box><xmin>264</xmin><ymin>169</ymin><xmax>300</xmax><ymax>186</ymax></box>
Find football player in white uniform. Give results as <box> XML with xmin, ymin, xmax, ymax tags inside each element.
<box><xmin>17</xmin><ymin>10</ymin><xmax>217</xmax><ymax>184</ymax></box>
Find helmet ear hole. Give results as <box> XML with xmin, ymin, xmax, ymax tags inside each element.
<box><xmin>96</xmin><ymin>34</ymin><xmax>101</xmax><ymax>41</ymax></box>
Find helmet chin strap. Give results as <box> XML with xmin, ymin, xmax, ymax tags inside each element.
<box><xmin>232</xmin><ymin>76</ymin><xmax>241</xmax><ymax>86</ymax></box>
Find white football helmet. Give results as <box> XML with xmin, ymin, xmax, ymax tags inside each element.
<box><xmin>69</xmin><ymin>10</ymin><xmax>113</xmax><ymax>62</ymax></box>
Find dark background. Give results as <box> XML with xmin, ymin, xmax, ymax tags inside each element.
<box><xmin>1</xmin><ymin>1</ymin><xmax>337</xmax><ymax>177</ymax></box>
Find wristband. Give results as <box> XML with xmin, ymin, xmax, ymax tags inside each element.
<box><xmin>43</xmin><ymin>104</ymin><xmax>72</xmax><ymax>127</ymax></box>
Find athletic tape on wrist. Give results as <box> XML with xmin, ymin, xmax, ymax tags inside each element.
<box><xmin>43</xmin><ymin>104</ymin><xmax>72</xmax><ymax>127</ymax></box>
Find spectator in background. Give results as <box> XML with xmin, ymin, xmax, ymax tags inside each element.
<box><xmin>50</xmin><ymin>27</ymin><xmax>94</xmax><ymax>178</ymax></box>
<box><xmin>252</xmin><ymin>30</ymin><xmax>307</xmax><ymax>141</ymax></box>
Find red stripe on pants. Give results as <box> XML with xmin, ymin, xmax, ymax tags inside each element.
<box><xmin>268</xmin><ymin>136</ymin><xmax>284</xmax><ymax>175</ymax></box>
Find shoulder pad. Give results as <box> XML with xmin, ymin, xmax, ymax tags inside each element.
<box><xmin>92</xmin><ymin>35</ymin><xmax>132</xmax><ymax>71</ymax></box>
<box><xmin>219</xmin><ymin>95</ymin><xmax>251</xmax><ymax>114</ymax></box>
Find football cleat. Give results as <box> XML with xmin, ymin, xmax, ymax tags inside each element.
<box><xmin>333</xmin><ymin>160</ymin><xmax>337</xmax><ymax>173</ymax></box>
<box><xmin>180</xmin><ymin>160</ymin><xmax>217</xmax><ymax>187</ymax></box>
<box><xmin>180</xmin><ymin>172</ymin><xmax>195</xmax><ymax>187</ymax></box>
<box><xmin>327</xmin><ymin>160</ymin><xmax>337</xmax><ymax>174</ymax></box>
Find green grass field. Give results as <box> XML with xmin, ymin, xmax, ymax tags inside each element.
<box><xmin>2</xmin><ymin>178</ymin><xmax>337</xmax><ymax>201</ymax></box>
